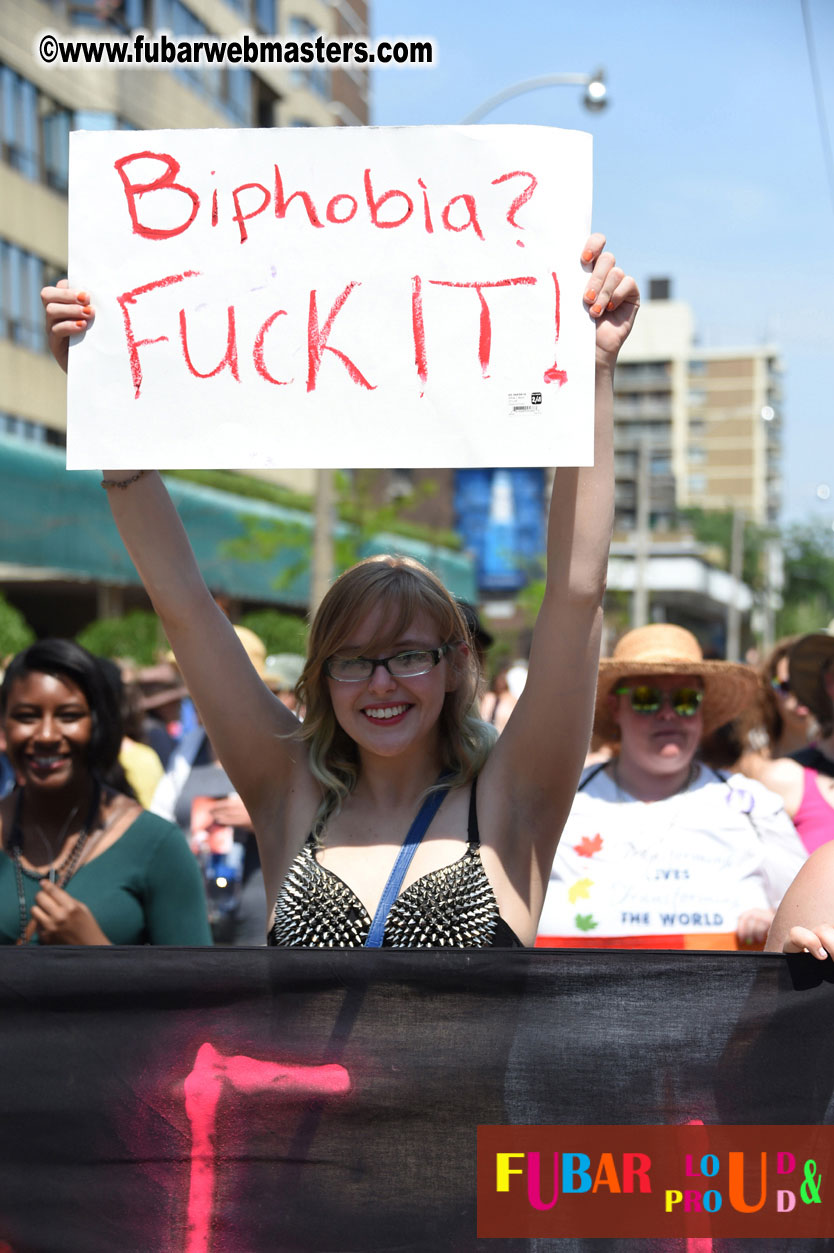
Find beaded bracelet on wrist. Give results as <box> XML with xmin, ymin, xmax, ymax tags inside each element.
<box><xmin>100</xmin><ymin>470</ymin><xmax>147</xmax><ymax>490</ymax></box>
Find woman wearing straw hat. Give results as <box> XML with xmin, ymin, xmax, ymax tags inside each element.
<box><xmin>536</xmin><ymin>624</ymin><xmax>807</xmax><ymax>951</ymax></box>
<box><xmin>753</xmin><ymin>629</ymin><xmax>834</xmax><ymax>856</ymax></box>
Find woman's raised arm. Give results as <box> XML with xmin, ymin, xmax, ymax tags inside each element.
<box><xmin>766</xmin><ymin>840</ymin><xmax>834</xmax><ymax>959</ymax></box>
<box><xmin>41</xmin><ymin>283</ymin><xmax>310</xmax><ymax>843</ymax></box>
<box><xmin>479</xmin><ymin>235</ymin><xmax>639</xmax><ymax>901</ymax></box>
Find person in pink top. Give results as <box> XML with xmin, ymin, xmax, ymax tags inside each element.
<box><xmin>755</xmin><ymin>630</ymin><xmax>834</xmax><ymax>853</ymax></box>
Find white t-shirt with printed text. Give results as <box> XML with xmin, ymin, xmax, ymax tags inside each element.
<box><xmin>537</xmin><ymin>762</ymin><xmax>807</xmax><ymax>945</ymax></box>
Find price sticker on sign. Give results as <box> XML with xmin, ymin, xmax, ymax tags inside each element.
<box><xmin>66</xmin><ymin>125</ymin><xmax>593</xmax><ymax>470</ymax></box>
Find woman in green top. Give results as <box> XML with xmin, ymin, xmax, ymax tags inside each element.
<box><xmin>0</xmin><ymin>639</ymin><xmax>211</xmax><ymax>945</ymax></box>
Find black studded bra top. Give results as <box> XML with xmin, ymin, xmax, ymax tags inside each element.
<box><xmin>268</xmin><ymin>777</ymin><xmax>524</xmax><ymax>948</ymax></box>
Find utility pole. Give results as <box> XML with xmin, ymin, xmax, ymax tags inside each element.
<box><xmin>631</xmin><ymin>436</ymin><xmax>651</xmax><ymax>629</ymax></box>
<box><xmin>726</xmin><ymin>508</ymin><xmax>745</xmax><ymax>660</ymax></box>
<box><xmin>310</xmin><ymin>468</ymin><xmax>335</xmax><ymax>614</ymax></box>
<box><xmin>762</xmin><ymin>538</ymin><xmax>782</xmax><ymax>655</ymax></box>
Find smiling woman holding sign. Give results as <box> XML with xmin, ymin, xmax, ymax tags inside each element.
<box><xmin>42</xmin><ymin>234</ymin><xmax>638</xmax><ymax>947</ymax></box>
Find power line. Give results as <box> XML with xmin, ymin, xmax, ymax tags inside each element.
<box><xmin>801</xmin><ymin>0</ymin><xmax>834</xmax><ymax>218</ymax></box>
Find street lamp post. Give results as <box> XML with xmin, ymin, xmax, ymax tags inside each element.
<box><xmin>309</xmin><ymin>72</ymin><xmax>608</xmax><ymax>616</ymax></box>
<box><xmin>461</xmin><ymin>67</ymin><xmax>609</xmax><ymax>614</ymax></box>
<box><xmin>461</xmin><ymin>69</ymin><xmax>608</xmax><ymax>124</ymax></box>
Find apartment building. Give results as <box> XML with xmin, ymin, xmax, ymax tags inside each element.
<box><xmin>613</xmin><ymin>279</ymin><xmax>783</xmax><ymax>531</ymax></box>
<box><xmin>2</xmin><ymin>1</ymin><xmax>480</xmax><ymax>638</ymax></box>
<box><xmin>0</xmin><ymin>0</ymin><xmax>369</xmax><ymax>462</ymax></box>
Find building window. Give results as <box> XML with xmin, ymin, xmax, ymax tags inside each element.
<box><xmin>615</xmin><ymin>361</ymin><xmax>669</xmax><ymax>385</ymax></box>
<box><xmin>255</xmin><ymin>77</ymin><xmax>279</xmax><ymax>127</ymax></box>
<box><xmin>150</xmin><ymin>0</ymin><xmax>252</xmax><ymax>123</ymax></box>
<box><xmin>1</xmin><ymin>64</ymin><xmax>40</xmax><ymax>181</ymax></box>
<box><xmin>0</xmin><ymin>239</ymin><xmax>52</xmax><ymax>352</ymax></box>
<box><xmin>42</xmin><ymin>102</ymin><xmax>72</xmax><ymax>190</ymax></box>
<box><xmin>0</xmin><ymin>412</ymin><xmax>65</xmax><ymax>446</ymax></box>
<box><xmin>289</xmin><ymin>17</ymin><xmax>330</xmax><ymax>99</ymax></box>
<box><xmin>73</xmin><ymin>109</ymin><xmax>114</xmax><ymax>131</ymax></box>
<box><xmin>225</xmin><ymin>69</ymin><xmax>253</xmax><ymax>126</ymax></box>
<box><xmin>254</xmin><ymin>0</ymin><xmax>276</xmax><ymax>32</ymax></box>
<box><xmin>687</xmin><ymin>474</ymin><xmax>707</xmax><ymax>494</ymax></box>
<box><xmin>614</xmin><ymin>452</ymin><xmax>637</xmax><ymax>476</ymax></box>
<box><xmin>205</xmin><ymin>0</ymin><xmax>275</xmax><ymax>31</ymax></box>
<box><xmin>0</xmin><ymin>63</ymin><xmax>78</xmax><ymax>192</ymax></box>
<box><xmin>156</xmin><ymin>0</ymin><xmax>219</xmax><ymax>93</ymax></box>
<box><xmin>688</xmin><ymin>446</ymin><xmax>707</xmax><ymax>464</ymax></box>
<box><xmin>63</xmin><ymin>1</ymin><xmax>149</xmax><ymax>30</ymax></box>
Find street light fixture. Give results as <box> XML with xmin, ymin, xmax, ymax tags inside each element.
<box><xmin>461</xmin><ymin>68</ymin><xmax>608</xmax><ymax>124</ymax></box>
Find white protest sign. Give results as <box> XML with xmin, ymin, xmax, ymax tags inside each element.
<box><xmin>67</xmin><ymin>125</ymin><xmax>593</xmax><ymax>470</ymax></box>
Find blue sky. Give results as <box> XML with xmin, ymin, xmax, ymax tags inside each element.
<box><xmin>371</xmin><ymin>0</ymin><xmax>834</xmax><ymax>528</ymax></box>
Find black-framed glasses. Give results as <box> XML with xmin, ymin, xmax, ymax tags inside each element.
<box><xmin>325</xmin><ymin>645</ymin><xmax>450</xmax><ymax>682</ymax></box>
<box><xmin>615</xmin><ymin>685</ymin><xmax>704</xmax><ymax>717</ymax></box>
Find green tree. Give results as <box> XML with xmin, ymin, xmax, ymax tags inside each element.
<box><xmin>238</xmin><ymin>609</ymin><xmax>308</xmax><ymax>656</ymax></box>
<box><xmin>775</xmin><ymin>524</ymin><xmax>834</xmax><ymax>636</ymax></box>
<box><xmin>0</xmin><ymin>594</ymin><xmax>35</xmax><ymax>659</ymax></box>
<box><xmin>77</xmin><ymin>610</ymin><xmax>164</xmax><ymax>665</ymax></box>
<box><xmin>222</xmin><ymin>470</ymin><xmax>450</xmax><ymax>593</ymax></box>
<box><xmin>679</xmin><ymin>507</ymin><xmax>771</xmax><ymax>591</ymax></box>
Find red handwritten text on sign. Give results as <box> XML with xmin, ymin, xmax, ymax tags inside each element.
<box><xmin>116</xmin><ymin>270</ymin><xmax>567</xmax><ymax>398</ymax></box>
<box><xmin>113</xmin><ymin>153</ymin><xmax>539</xmax><ymax>247</ymax></box>
<box><xmin>67</xmin><ymin>126</ymin><xmax>593</xmax><ymax>469</ymax></box>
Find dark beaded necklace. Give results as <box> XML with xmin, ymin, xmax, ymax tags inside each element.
<box><xmin>7</xmin><ymin>781</ymin><xmax>102</xmax><ymax>946</ymax></box>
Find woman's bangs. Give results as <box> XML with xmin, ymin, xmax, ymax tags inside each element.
<box><xmin>330</xmin><ymin>568</ymin><xmax>455</xmax><ymax>659</ymax></box>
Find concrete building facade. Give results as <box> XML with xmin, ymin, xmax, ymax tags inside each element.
<box><xmin>0</xmin><ymin>0</ymin><xmax>369</xmax><ymax>467</ymax></box>
<box><xmin>0</xmin><ymin>0</ymin><xmax>413</xmax><ymax>637</ymax></box>
<box><xmin>613</xmin><ymin>278</ymin><xmax>783</xmax><ymax>531</ymax></box>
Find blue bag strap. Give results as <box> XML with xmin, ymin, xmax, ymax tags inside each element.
<box><xmin>364</xmin><ymin>780</ymin><xmax>451</xmax><ymax>948</ymax></box>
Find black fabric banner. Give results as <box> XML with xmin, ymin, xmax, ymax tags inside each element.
<box><xmin>0</xmin><ymin>948</ymin><xmax>832</xmax><ymax>1253</ymax></box>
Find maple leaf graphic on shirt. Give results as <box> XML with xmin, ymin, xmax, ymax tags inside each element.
<box><xmin>573</xmin><ymin>833</ymin><xmax>603</xmax><ymax>858</ymax></box>
<box><xmin>574</xmin><ymin>913</ymin><xmax>599</xmax><ymax>932</ymax></box>
<box><xmin>568</xmin><ymin>878</ymin><xmax>593</xmax><ymax>904</ymax></box>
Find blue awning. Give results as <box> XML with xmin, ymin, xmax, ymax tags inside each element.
<box><xmin>0</xmin><ymin>437</ymin><xmax>476</xmax><ymax>608</ymax></box>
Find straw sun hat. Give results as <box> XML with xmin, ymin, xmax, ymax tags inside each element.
<box><xmin>594</xmin><ymin>624</ymin><xmax>757</xmax><ymax>742</ymax></box>
<box><xmin>787</xmin><ymin>624</ymin><xmax>834</xmax><ymax>725</ymax></box>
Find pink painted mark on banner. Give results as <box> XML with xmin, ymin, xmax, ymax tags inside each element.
<box><xmin>183</xmin><ymin>1042</ymin><xmax>351</xmax><ymax>1253</ymax></box>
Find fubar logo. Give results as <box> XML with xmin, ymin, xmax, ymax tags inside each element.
<box><xmin>477</xmin><ymin>1125</ymin><xmax>832</xmax><ymax>1239</ymax></box>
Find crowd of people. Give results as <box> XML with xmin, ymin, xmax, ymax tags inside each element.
<box><xmin>0</xmin><ymin>235</ymin><xmax>830</xmax><ymax>961</ymax></box>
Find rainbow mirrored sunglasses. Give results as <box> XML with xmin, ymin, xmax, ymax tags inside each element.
<box><xmin>615</xmin><ymin>685</ymin><xmax>704</xmax><ymax>717</ymax></box>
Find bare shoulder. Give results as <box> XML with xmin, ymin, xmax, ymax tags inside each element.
<box><xmin>779</xmin><ymin>840</ymin><xmax>834</xmax><ymax>908</ymax></box>
<box><xmin>249</xmin><ymin>754</ymin><xmax>323</xmax><ymax>898</ymax></box>
<box><xmin>801</xmin><ymin>839</ymin><xmax>834</xmax><ymax>875</ymax></box>
<box><xmin>755</xmin><ymin>755</ymin><xmax>803</xmax><ymax>792</ymax></box>
<box><xmin>765</xmin><ymin>839</ymin><xmax>834</xmax><ymax>951</ymax></box>
<box><xmin>475</xmin><ymin>731</ymin><xmax>573</xmax><ymax>850</ymax></box>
